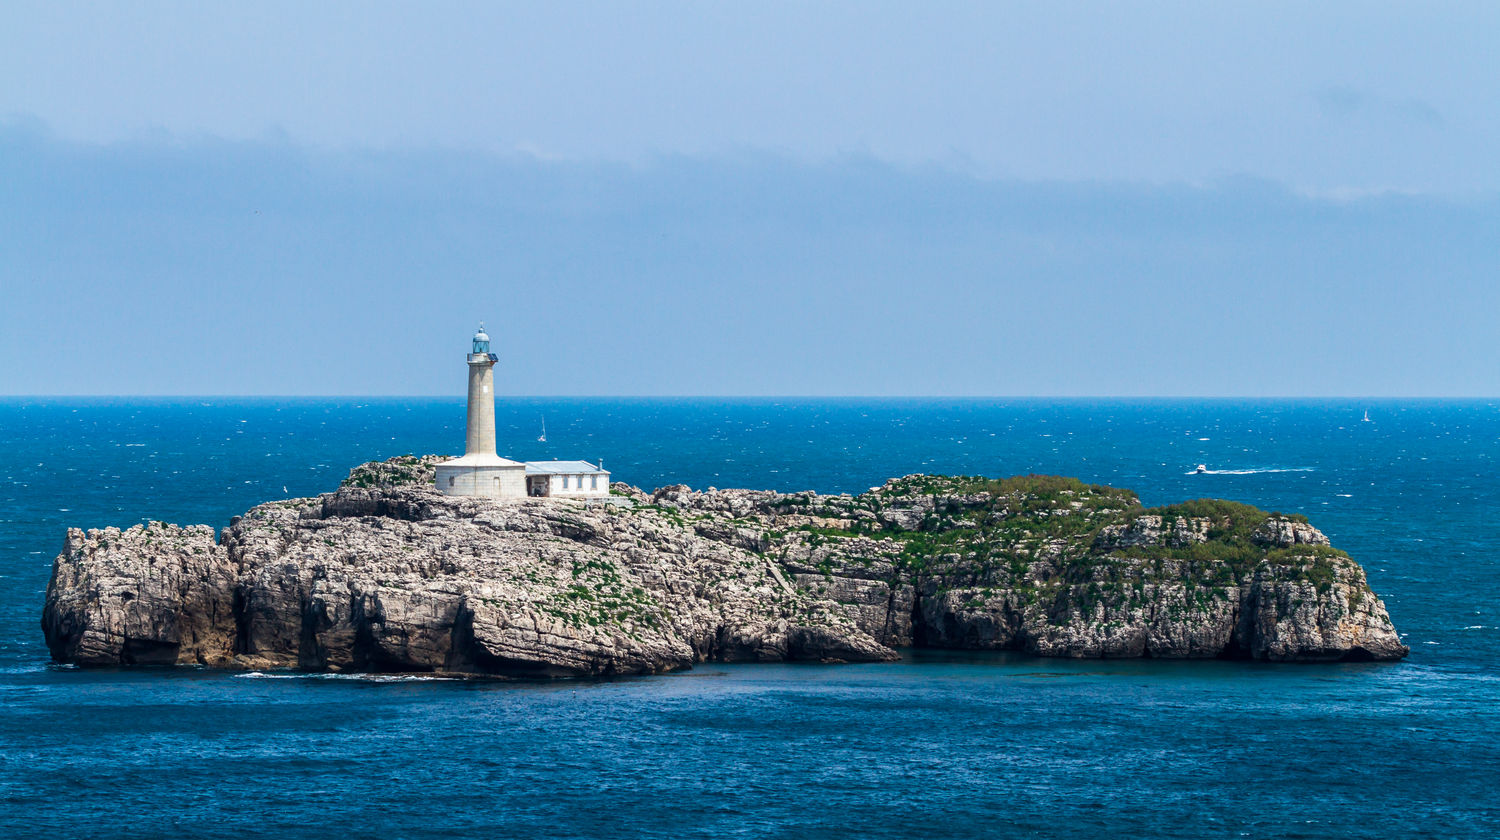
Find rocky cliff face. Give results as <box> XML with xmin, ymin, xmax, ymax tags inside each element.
<box><xmin>42</xmin><ymin>457</ymin><xmax>1408</xmax><ymax>676</ymax></box>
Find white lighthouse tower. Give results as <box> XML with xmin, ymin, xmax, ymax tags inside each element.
<box><xmin>434</xmin><ymin>325</ymin><xmax>526</xmax><ymax>498</ymax></box>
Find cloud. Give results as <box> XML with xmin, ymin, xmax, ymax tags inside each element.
<box><xmin>1393</xmin><ymin>97</ymin><xmax>1445</xmax><ymax>127</ymax></box>
<box><xmin>1314</xmin><ymin>86</ymin><xmax>1443</xmax><ymax>127</ymax></box>
<box><xmin>1314</xmin><ymin>86</ymin><xmax>1366</xmax><ymax>117</ymax></box>
<box><xmin>2</xmin><ymin>125</ymin><xmax>1498</xmax><ymax>396</ymax></box>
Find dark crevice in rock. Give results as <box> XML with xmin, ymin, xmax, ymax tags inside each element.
<box><xmin>120</xmin><ymin>637</ymin><xmax>179</xmax><ymax>666</ymax></box>
<box><xmin>348</xmin><ymin>597</ymin><xmax>382</xmax><ymax>672</ymax></box>
<box><xmin>881</xmin><ymin>584</ymin><xmax>902</xmax><ymax>646</ymax></box>
<box><xmin>1219</xmin><ymin>610</ymin><xmax>1249</xmax><ymax>660</ymax></box>
<box><xmin>909</xmin><ymin>578</ymin><xmax>929</xmax><ymax>648</ymax></box>
<box><xmin>232</xmin><ymin>585</ymin><xmax>252</xmax><ymax>660</ymax></box>
<box><xmin>444</xmin><ymin>605</ymin><xmax>478</xmax><ymax>673</ymax></box>
<box><xmin>297</xmin><ymin>597</ymin><xmax>328</xmax><ymax>670</ymax></box>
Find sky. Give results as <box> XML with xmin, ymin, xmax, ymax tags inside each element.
<box><xmin>2</xmin><ymin>1</ymin><xmax>1498</xmax><ymax>396</ymax></box>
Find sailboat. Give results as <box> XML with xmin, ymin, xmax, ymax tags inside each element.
<box><xmin>538</xmin><ymin>416</ymin><xmax>547</xmax><ymax>442</ymax></box>
<box><xmin>1362</xmin><ymin>410</ymin><xmax>1372</xmax><ymax>423</ymax></box>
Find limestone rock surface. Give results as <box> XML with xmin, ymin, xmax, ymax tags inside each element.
<box><xmin>42</xmin><ymin>457</ymin><xmax>1408</xmax><ymax>676</ymax></box>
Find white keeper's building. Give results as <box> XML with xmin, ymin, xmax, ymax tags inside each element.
<box><xmin>435</xmin><ymin>326</ymin><xmax>611</xmax><ymax>499</ymax></box>
<box><xmin>525</xmin><ymin>461</ymin><xmax>611</xmax><ymax>498</ymax></box>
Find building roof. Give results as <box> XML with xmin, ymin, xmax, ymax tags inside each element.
<box><xmin>524</xmin><ymin>460</ymin><xmax>607</xmax><ymax>475</ymax></box>
<box><xmin>437</xmin><ymin>453</ymin><xmax>525</xmax><ymax>468</ymax></box>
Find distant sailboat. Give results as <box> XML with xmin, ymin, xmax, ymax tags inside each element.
<box><xmin>538</xmin><ymin>416</ymin><xmax>547</xmax><ymax>442</ymax></box>
<box><xmin>1362</xmin><ymin>410</ymin><xmax>1372</xmax><ymax>423</ymax></box>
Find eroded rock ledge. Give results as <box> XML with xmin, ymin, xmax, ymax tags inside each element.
<box><xmin>42</xmin><ymin>456</ymin><xmax>1408</xmax><ymax>676</ymax></box>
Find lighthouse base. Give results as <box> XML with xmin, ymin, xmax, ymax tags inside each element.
<box><xmin>435</xmin><ymin>455</ymin><xmax>527</xmax><ymax>498</ymax></box>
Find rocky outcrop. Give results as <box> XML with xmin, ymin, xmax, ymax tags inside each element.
<box><xmin>42</xmin><ymin>457</ymin><xmax>1408</xmax><ymax>676</ymax></box>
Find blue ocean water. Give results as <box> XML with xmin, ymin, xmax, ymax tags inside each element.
<box><xmin>0</xmin><ymin>398</ymin><xmax>1496</xmax><ymax>838</ymax></box>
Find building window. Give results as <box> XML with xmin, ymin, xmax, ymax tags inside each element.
<box><xmin>448</xmin><ymin>476</ymin><xmax>455</xmax><ymax>488</ymax></box>
<box><xmin>561</xmin><ymin>475</ymin><xmax>569</xmax><ymax>489</ymax></box>
<box><xmin>590</xmin><ymin>475</ymin><xmax>598</xmax><ymax>489</ymax></box>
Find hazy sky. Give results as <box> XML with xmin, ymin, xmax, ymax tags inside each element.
<box><xmin>2</xmin><ymin>2</ymin><xmax>1497</xmax><ymax>395</ymax></box>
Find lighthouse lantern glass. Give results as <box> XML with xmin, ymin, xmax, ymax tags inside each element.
<box><xmin>472</xmin><ymin>326</ymin><xmax>490</xmax><ymax>355</ymax></box>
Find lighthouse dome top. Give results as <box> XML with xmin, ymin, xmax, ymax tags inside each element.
<box><xmin>471</xmin><ymin>324</ymin><xmax>491</xmax><ymax>355</ymax></box>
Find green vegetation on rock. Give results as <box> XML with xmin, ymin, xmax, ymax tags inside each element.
<box><xmin>750</xmin><ymin>474</ymin><xmax>1356</xmax><ymax>602</ymax></box>
<box><xmin>340</xmin><ymin>455</ymin><xmax>442</xmax><ymax>490</ymax></box>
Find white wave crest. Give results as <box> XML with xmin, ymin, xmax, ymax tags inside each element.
<box><xmin>235</xmin><ymin>671</ymin><xmax>449</xmax><ymax>682</ymax></box>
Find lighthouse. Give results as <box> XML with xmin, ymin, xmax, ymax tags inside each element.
<box><xmin>464</xmin><ymin>324</ymin><xmax>498</xmax><ymax>457</ymax></box>
<box><xmin>434</xmin><ymin>325</ymin><xmax>527</xmax><ymax>497</ymax></box>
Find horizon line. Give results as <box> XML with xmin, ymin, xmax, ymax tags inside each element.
<box><xmin>2</xmin><ymin>394</ymin><xmax>1497</xmax><ymax>401</ymax></box>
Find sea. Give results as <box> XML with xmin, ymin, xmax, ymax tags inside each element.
<box><xmin>0</xmin><ymin>398</ymin><xmax>1495</xmax><ymax>839</ymax></box>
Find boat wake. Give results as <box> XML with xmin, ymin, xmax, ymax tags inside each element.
<box><xmin>1186</xmin><ymin>467</ymin><xmax>1315</xmax><ymax>476</ymax></box>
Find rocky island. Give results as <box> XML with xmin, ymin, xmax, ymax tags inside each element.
<box><xmin>42</xmin><ymin>456</ymin><xmax>1408</xmax><ymax>676</ymax></box>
